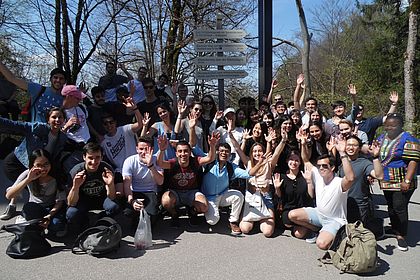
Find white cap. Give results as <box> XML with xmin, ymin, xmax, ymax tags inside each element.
<box><xmin>223</xmin><ymin>107</ymin><xmax>235</xmax><ymax>116</ymax></box>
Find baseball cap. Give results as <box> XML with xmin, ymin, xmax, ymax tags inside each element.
<box><xmin>61</xmin><ymin>85</ymin><xmax>86</xmax><ymax>99</ymax></box>
<box><xmin>223</xmin><ymin>107</ymin><xmax>235</xmax><ymax>116</ymax></box>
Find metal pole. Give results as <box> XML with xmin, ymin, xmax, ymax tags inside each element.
<box><xmin>217</xmin><ymin>14</ymin><xmax>225</xmax><ymax>110</ymax></box>
<box><xmin>258</xmin><ymin>0</ymin><xmax>272</xmax><ymax>106</ymax></box>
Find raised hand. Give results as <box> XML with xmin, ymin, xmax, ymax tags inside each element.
<box><xmin>296</xmin><ymin>126</ymin><xmax>308</xmax><ymax>143</ymax></box>
<box><xmin>143</xmin><ymin>146</ymin><xmax>154</xmax><ymax>166</ymax></box>
<box><xmin>215</xmin><ymin>110</ymin><xmax>224</xmax><ymax>121</ymax></box>
<box><xmin>178</xmin><ymin>100</ymin><xmax>187</xmax><ymax>116</ymax></box>
<box><xmin>73</xmin><ymin>170</ymin><xmax>86</xmax><ymax>189</ymax></box>
<box><xmin>326</xmin><ymin>136</ymin><xmax>336</xmax><ymax>152</ymax></box>
<box><xmin>389</xmin><ymin>91</ymin><xmax>398</xmax><ymax>104</ymax></box>
<box><xmin>265</xmin><ymin>127</ymin><xmax>277</xmax><ymax>143</ymax></box>
<box><xmin>271</xmin><ymin>79</ymin><xmax>278</xmax><ymax>89</ymax></box>
<box><xmin>369</xmin><ymin>140</ymin><xmax>381</xmax><ymax>158</ymax></box>
<box><xmin>242</xmin><ymin>128</ymin><xmax>252</xmax><ymax>140</ymax></box>
<box><xmin>273</xmin><ymin>173</ymin><xmax>283</xmax><ymax>189</ymax></box>
<box><xmin>157</xmin><ymin>134</ymin><xmax>168</xmax><ymax>151</ymax></box>
<box><xmin>302</xmin><ymin>164</ymin><xmax>313</xmax><ymax>182</ymax></box>
<box><xmin>296</xmin><ymin>73</ymin><xmax>304</xmax><ymax>86</ymax></box>
<box><xmin>226</xmin><ymin>118</ymin><xmax>234</xmax><ymax>133</ymax></box>
<box><xmin>102</xmin><ymin>167</ymin><xmax>114</xmax><ymax>185</ymax></box>
<box><xmin>208</xmin><ymin>131</ymin><xmax>220</xmax><ymax>147</ymax></box>
<box><xmin>79</xmin><ymin>82</ymin><xmax>88</xmax><ymax>93</ymax></box>
<box><xmin>335</xmin><ymin>135</ymin><xmax>347</xmax><ymax>154</ymax></box>
<box><xmin>27</xmin><ymin>167</ymin><xmax>43</xmax><ymax>182</ymax></box>
<box><xmin>280</xmin><ymin>127</ymin><xmax>288</xmax><ymax>142</ymax></box>
<box><xmin>123</xmin><ymin>96</ymin><xmax>136</xmax><ymax>110</ymax></box>
<box><xmin>142</xmin><ymin>112</ymin><xmax>150</xmax><ymax>127</ymax></box>
<box><xmin>348</xmin><ymin>84</ymin><xmax>357</xmax><ymax>96</ymax></box>
<box><xmin>188</xmin><ymin>112</ymin><xmax>198</xmax><ymax>129</ymax></box>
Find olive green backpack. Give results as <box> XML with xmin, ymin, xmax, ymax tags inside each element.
<box><xmin>319</xmin><ymin>221</ymin><xmax>378</xmax><ymax>274</ymax></box>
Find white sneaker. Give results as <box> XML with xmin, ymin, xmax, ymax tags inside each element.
<box><xmin>15</xmin><ymin>215</ymin><xmax>27</xmax><ymax>224</ymax></box>
<box><xmin>306</xmin><ymin>232</ymin><xmax>318</xmax><ymax>244</ymax></box>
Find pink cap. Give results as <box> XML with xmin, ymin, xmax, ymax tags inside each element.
<box><xmin>61</xmin><ymin>85</ymin><xmax>86</xmax><ymax>99</ymax></box>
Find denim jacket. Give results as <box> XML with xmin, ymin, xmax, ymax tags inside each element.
<box><xmin>0</xmin><ymin>117</ymin><xmax>67</xmax><ymax>167</ymax></box>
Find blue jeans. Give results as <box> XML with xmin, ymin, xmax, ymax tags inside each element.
<box><xmin>66</xmin><ymin>197</ymin><xmax>120</xmax><ymax>231</ymax></box>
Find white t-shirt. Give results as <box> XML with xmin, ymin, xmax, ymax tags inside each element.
<box><xmin>122</xmin><ymin>154</ymin><xmax>162</xmax><ymax>192</ymax></box>
<box><xmin>127</xmin><ymin>80</ymin><xmax>146</xmax><ymax>104</ymax></box>
<box><xmin>65</xmin><ymin>105</ymin><xmax>90</xmax><ymax>143</ymax></box>
<box><xmin>101</xmin><ymin>124</ymin><xmax>137</xmax><ymax>172</ymax></box>
<box><xmin>312</xmin><ymin>168</ymin><xmax>347</xmax><ymax>225</ymax></box>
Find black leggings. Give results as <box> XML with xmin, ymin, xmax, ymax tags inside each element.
<box><xmin>383</xmin><ymin>189</ymin><xmax>415</xmax><ymax>236</ymax></box>
<box><xmin>3</xmin><ymin>152</ymin><xmax>26</xmax><ymax>181</ymax></box>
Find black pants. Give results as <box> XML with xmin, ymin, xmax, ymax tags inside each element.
<box><xmin>383</xmin><ymin>189</ymin><xmax>415</xmax><ymax>236</ymax></box>
<box><xmin>3</xmin><ymin>152</ymin><xmax>26</xmax><ymax>181</ymax></box>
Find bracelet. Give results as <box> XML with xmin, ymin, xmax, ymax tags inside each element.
<box><xmin>340</xmin><ymin>154</ymin><xmax>349</xmax><ymax>159</ymax></box>
<box><xmin>372</xmin><ymin>155</ymin><xmax>379</xmax><ymax>160</ymax></box>
<box><xmin>391</xmin><ymin>102</ymin><xmax>397</xmax><ymax>106</ymax></box>
<box><xmin>147</xmin><ymin>164</ymin><xmax>154</xmax><ymax>168</ymax></box>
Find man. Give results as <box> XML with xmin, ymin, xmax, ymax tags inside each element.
<box><xmin>201</xmin><ymin>142</ymin><xmax>251</xmax><ymax>235</ymax></box>
<box><xmin>355</xmin><ymin>91</ymin><xmax>398</xmax><ymax>144</ymax></box>
<box><xmin>338</xmin><ymin>135</ymin><xmax>384</xmax><ymax>238</ymax></box>
<box><xmin>98</xmin><ymin>62</ymin><xmax>133</xmax><ymax>102</ymax></box>
<box><xmin>155</xmin><ymin>74</ymin><xmax>175</xmax><ymax>107</ymax></box>
<box><xmin>157</xmin><ymin>133</ymin><xmax>219</xmax><ymax>227</ymax></box>
<box><xmin>122</xmin><ymin>136</ymin><xmax>164</xmax><ymax>226</ymax></box>
<box><xmin>0</xmin><ymin>61</ymin><xmax>66</xmax><ymax>122</ymax></box>
<box><xmin>66</xmin><ymin>142</ymin><xmax>120</xmax><ymax>233</ymax></box>
<box><xmin>288</xmin><ymin>135</ymin><xmax>355</xmax><ymax>250</ymax></box>
<box><xmin>137</xmin><ymin>78</ymin><xmax>169</xmax><ymax>127</ymax></box>
<box><xmin>100</xmin><ymin>97</ymin><xmax>143</xmax><ymax>195</ymax></box>
<box><xmin>126</xmin><ymin>66</ymin><xmax>147</xmax><ymax>104</ymax></box>
<box><xmin>87</xmin><ymin>86</ymin><xmax>108</xmax><ymax>143</ymax></box>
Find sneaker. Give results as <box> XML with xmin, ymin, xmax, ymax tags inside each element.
<box><xmin>188</xmin><ymin>214</ymin><xmax>200</xmax><ymax>227</ymax></box>
<box><xmin>15</xmin><ymin>215</ymin><xmax>27</xmax><ymax>224</ymax></box>
<box><xmin>0</xmin><ymin>204</ymin><xmax>17</xmax><ymax>220</ymax></box>
<box><xmin>396</xmin><ymin>238</ymin><xmax>408</xmax><ymax>251</ymax></box>
<box><xmin>305</xmin><ymin>232</ymin><xmax>318</xmax><ymax>244</ymax></box>
<box><xmin>230</xmin><ymin>222</ymin><xmax>242</xmax><ymax>235</ymax></box>
<box><xmin>170</xmin><ymin>216</ymin><xmax>180</xmax><ymax>228</ymax></box>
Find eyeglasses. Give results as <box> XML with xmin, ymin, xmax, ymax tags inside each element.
<box><xmin>274</xmin><ymin>98</ymin><xmax>283</xmax><ymax>101</ymax></box>
<box><xmin>316</xmin><ymin>164</ymin><xmax>330</xmax><ymax>169</ymax></box>
<box><xmin>193</xmin><ymin>108</ymin><xmax>203</xmax><ymax>112</ymax></box>
<box><xmin>103</xmin><ymin>120</ymin><xmax>116</xmax><ymax>125</ymax></box>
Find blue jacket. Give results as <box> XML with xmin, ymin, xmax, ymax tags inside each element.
<box><xmin>0</xmin><ymin>117</ymin><xmax>67</xmax><ymax>167</ymax></box>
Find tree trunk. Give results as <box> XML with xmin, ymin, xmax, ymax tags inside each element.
<box><xmin>61</xmin><ymin>0</ymin><xmax>71</xmax><ymax>81</ymax></box>
<box><xmin>54</xmin><ymin>0</ymin><xmax>63</xmax><ymax>70</ymax></box>
<box><xmin>295</xmin><ymin>0</ymin><xmax>312</xmax><ymax>98</ymax></box>
<box><xmin>404</xmin><ymin>0</ymin><xmax>419</xmax><ymax>132</ymax></box>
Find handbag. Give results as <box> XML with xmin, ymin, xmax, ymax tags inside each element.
<box><xmin>1</xmin><ymin>218</ymin><xmax>51</xmax><ymax>259</ymax></box>
<box><xmin>134</xmin><ymin>209</ymin><xmax>153</xmax><ymax>250</ymax></box>
<box><xmin>242</xmin><ymin>190</ymin><xmax>271</xmax><ymax>222</ymax></box>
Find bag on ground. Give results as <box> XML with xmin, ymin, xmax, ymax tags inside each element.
<box><xmin>1</xmin><ymin>218</ymin><xmax>51</xmax><ymax>259</ymax></box>
<box><xmin>242</xmin><ymin>190</ymin><xmax>271</xmax><ymax>222</ymax></box>
<box><xmin>134</xmin><ymin>209</ymin><xmax>153</xmax><ymax>250</ymax></box>
<box><xmin>72</xmin><ymin>217</ymin><xmax>122</xmax><ymax>256</ymax></box>
<box><xmin>320</xmin><ymin>221</ymin><xmax>377</xmax><ymax>274</ymax></box>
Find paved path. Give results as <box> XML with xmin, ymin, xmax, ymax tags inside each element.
<box><xmin>0</xmin><ymin>160</ymin><xmax>419</xmax><ymax>280</ymax></box>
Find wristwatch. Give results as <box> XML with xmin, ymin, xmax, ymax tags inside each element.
<box><xmin>404</xmin><ymin>179</ymin><xmax>411</xmax><ymax>184</ymax></box>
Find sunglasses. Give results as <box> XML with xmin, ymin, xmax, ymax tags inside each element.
<box><xmin>274</xmin><ymin>98</ymin><xmax>283</xmax><ymax>101</ymax></box>
<box><xmin>316</xmin><ymin>164</ymin><xmax>330</xmax><ymax>169</ymax></box>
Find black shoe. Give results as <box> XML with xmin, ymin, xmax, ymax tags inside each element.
<box><xmin>384</xmin><ymin>227</ymin><xmax>397</xmax><ymax>237</ymax></box>
<box><xmin>170</xmin><ymin>216</ymin><xmax>180</xmax><ymax>228</ymax></box>
<box><xmin>0</xmin><ymin>204</ymin><xmax>17</xmax><ymax>220</ymax></box>
<box><xmin>397</xmin><ymin>238</ymin><xmax>408</xmax><ymax>251</ymax></box>
<box><xmin>188</xmin><ymin>215</ymin><xmax>200</xmax><ymax>227</ymax></box>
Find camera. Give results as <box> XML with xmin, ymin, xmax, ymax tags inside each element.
<box><xmin>68</xmin><ymin>123</ymin><xmax>81</xmax><ymax>133</ymax></box>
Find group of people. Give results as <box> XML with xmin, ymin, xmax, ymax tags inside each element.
<box><xmin>0</xmin><ymin>62</ymin><xmax>418</xmax><ymax>253</ymax></box>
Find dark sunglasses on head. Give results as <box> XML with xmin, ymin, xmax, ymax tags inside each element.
<box><xmin>316</xmin><ymin>164</ymin><xmax>330</xmax><ymax>169</ymax></box>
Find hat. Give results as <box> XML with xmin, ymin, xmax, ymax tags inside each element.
<box><xmin>223</xmin><ymin>107</ymin><xmax>235</xmax><ymax>116</ymax></box>
<box><xmin>61</xmin><ymin>85</ymin><xmax>86</xmax><ymax>99</ymax></box>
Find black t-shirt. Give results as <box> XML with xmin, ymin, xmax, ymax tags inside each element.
<box><xmin>137</xmin><ymin>97</ymin><xmax>170</xmax><ymax>127</ymax></box>
<box><xmin>87</xmin><ymin>105</ymin><xmax>108</xmax><ymax>136</ymax></box>
<box><xmin>279</xmin><ymin>173</ymin><xmax>313</xmax><ymax>211</ymax></box>
<box><xmin>70</xmin><ymin>162</ymin><xmax>114</xmax><ymax>206</ymax></box>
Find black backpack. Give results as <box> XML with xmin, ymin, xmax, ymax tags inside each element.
<box><xmin>72</xmin><ymin>217</ymin><xmax>122</xmax><ymax>256</ymax></box>
<box><xmin>203</xmin><ymin>160</ymin><xmax>234</xmax><ymax>182</ymax></box>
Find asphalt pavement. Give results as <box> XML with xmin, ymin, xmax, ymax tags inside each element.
<box><xmin>0</xmin><ymin>159</ymin><xmax>419</xmax><ymax>280</ymax></box>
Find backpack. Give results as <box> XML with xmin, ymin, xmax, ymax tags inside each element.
<box><xmin>21</xmin><ymin>86</ymin><xmax>46</xmax><ymax>122</ymax></box>
<box><xmin>72</xmin><ymin>217</ymin><xmax>122</xmax><ymax>256</ymax></box>
<box><xmin>203</xmin><ymin>160</ymin><xmax>234</xmax><ymax>182</ymax></box>
<box><xmin>319</xmin><ymin>221</ymin><xmax>377</xmax><ymax>274</ymax></box>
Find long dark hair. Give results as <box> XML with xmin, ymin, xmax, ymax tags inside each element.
<box><xmin>28</xmin><ymin>149</ymin><xmax>54</xmax><ymax>196</ymax></box>
<box><xmin>200</xmin><ymin>94</ymin><xmax>217</xmax><ymax>118</ymax></box>
<box><xmin>155</xmin><ymin>102</ymin><xmax>175</xmax><ymax>124</ymax></box>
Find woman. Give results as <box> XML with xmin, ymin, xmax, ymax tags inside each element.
<box><xmin>141</xmin><ymin>102</ymin><xmax>177</xmax><ymax>160</ymax></box>
<box><xmin>200</xmin><ymin>94</ymin><xmax>218</xmax><ymax>146</ymax></box>
<box><xmin>306</xmin><ymin>121</ymin><xmax>329</xmax><ymax>165</ymax></box>
<box><xmin>272</xmin><ymin>115</ymin><xmax>299</xmax><ymax>174</ymax></box>
<box><xmin>0</xmin><ymin>107</ymin><xmax>67</xmax><ymax>220</ymax></box>
<box><xmin>378</xmin><ymin>113</ymin><xmax>419</xmax><ymax>251</ymax></box>
<box><xmin>246</xmin><ymin>108</ymin><xmax>260</xmax><ymax>130</ymax></box>
<box><xmin>273</xmin><ymin>151</ymin><xmax>314</xmax><ymax>238</ymax></box>
<box><xmin>236</xmin><ymin>108</ymin><xmax>248</xmax><ymax>128</ymax></box>
<box><xmin>228</xmin><ymin>119</ymin><xmax>287</xmax><ymax>237</ymax></box>
<box><xmin>174</xmin><ymin>101</ymin><xmax>206</xmax><ymax>151</ymax></box>
<box><xmin>241</xmin><ymin>121</ymin><xmax>268</xmax><ymax>156</ymax></box>
<box><xmin>262</xmin><ymin>112</ymin><xmax>275</xmax><ymax>129</ymax></box>
<box><xmin>290</xmin><ymin>109</ymin><xmax>302</xmax><ymax>128</ymax></box>
<box><xmin>5</xmin><ymin>149</ymin><xmax>66</xmax><ymax>236</ymax></box>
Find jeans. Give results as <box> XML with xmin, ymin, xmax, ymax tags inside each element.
<box><xmin>66</xmin><ymin>197</ymin><xmax>120</xmax><ymax>231</ymax></box>
<box><xmin>22</xmin><ymin>202</ymin><xmax>66</xmax><ymax>233</ymax></box>
<box><xmin>383</xmin><ymin>189</ymin><xmax>415</xmax><ymax>236</ymax></box>
<box><xmin>205</xmin><ymin>189</ymin><xmax>244</xmax><ymax>225</ymax></box>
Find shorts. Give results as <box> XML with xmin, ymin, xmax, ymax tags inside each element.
<box><xmin>170</xmin><ymin>189</ymin><xmax>203</xmax><ymax>207</ymax></box>
<box><xmin>132</xmin><ymin>191</ymin><xmax>159</xmax><ymax>216</ymax></box>
<box><xmin>261</xmin><ymin>191</ymin><xmax>274</xmax><ymax>210</ymax></box>
<box><xmin>303</xmin><ymin>207</ymin><xmax>343</xmax><ymax>236</ymax></box>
